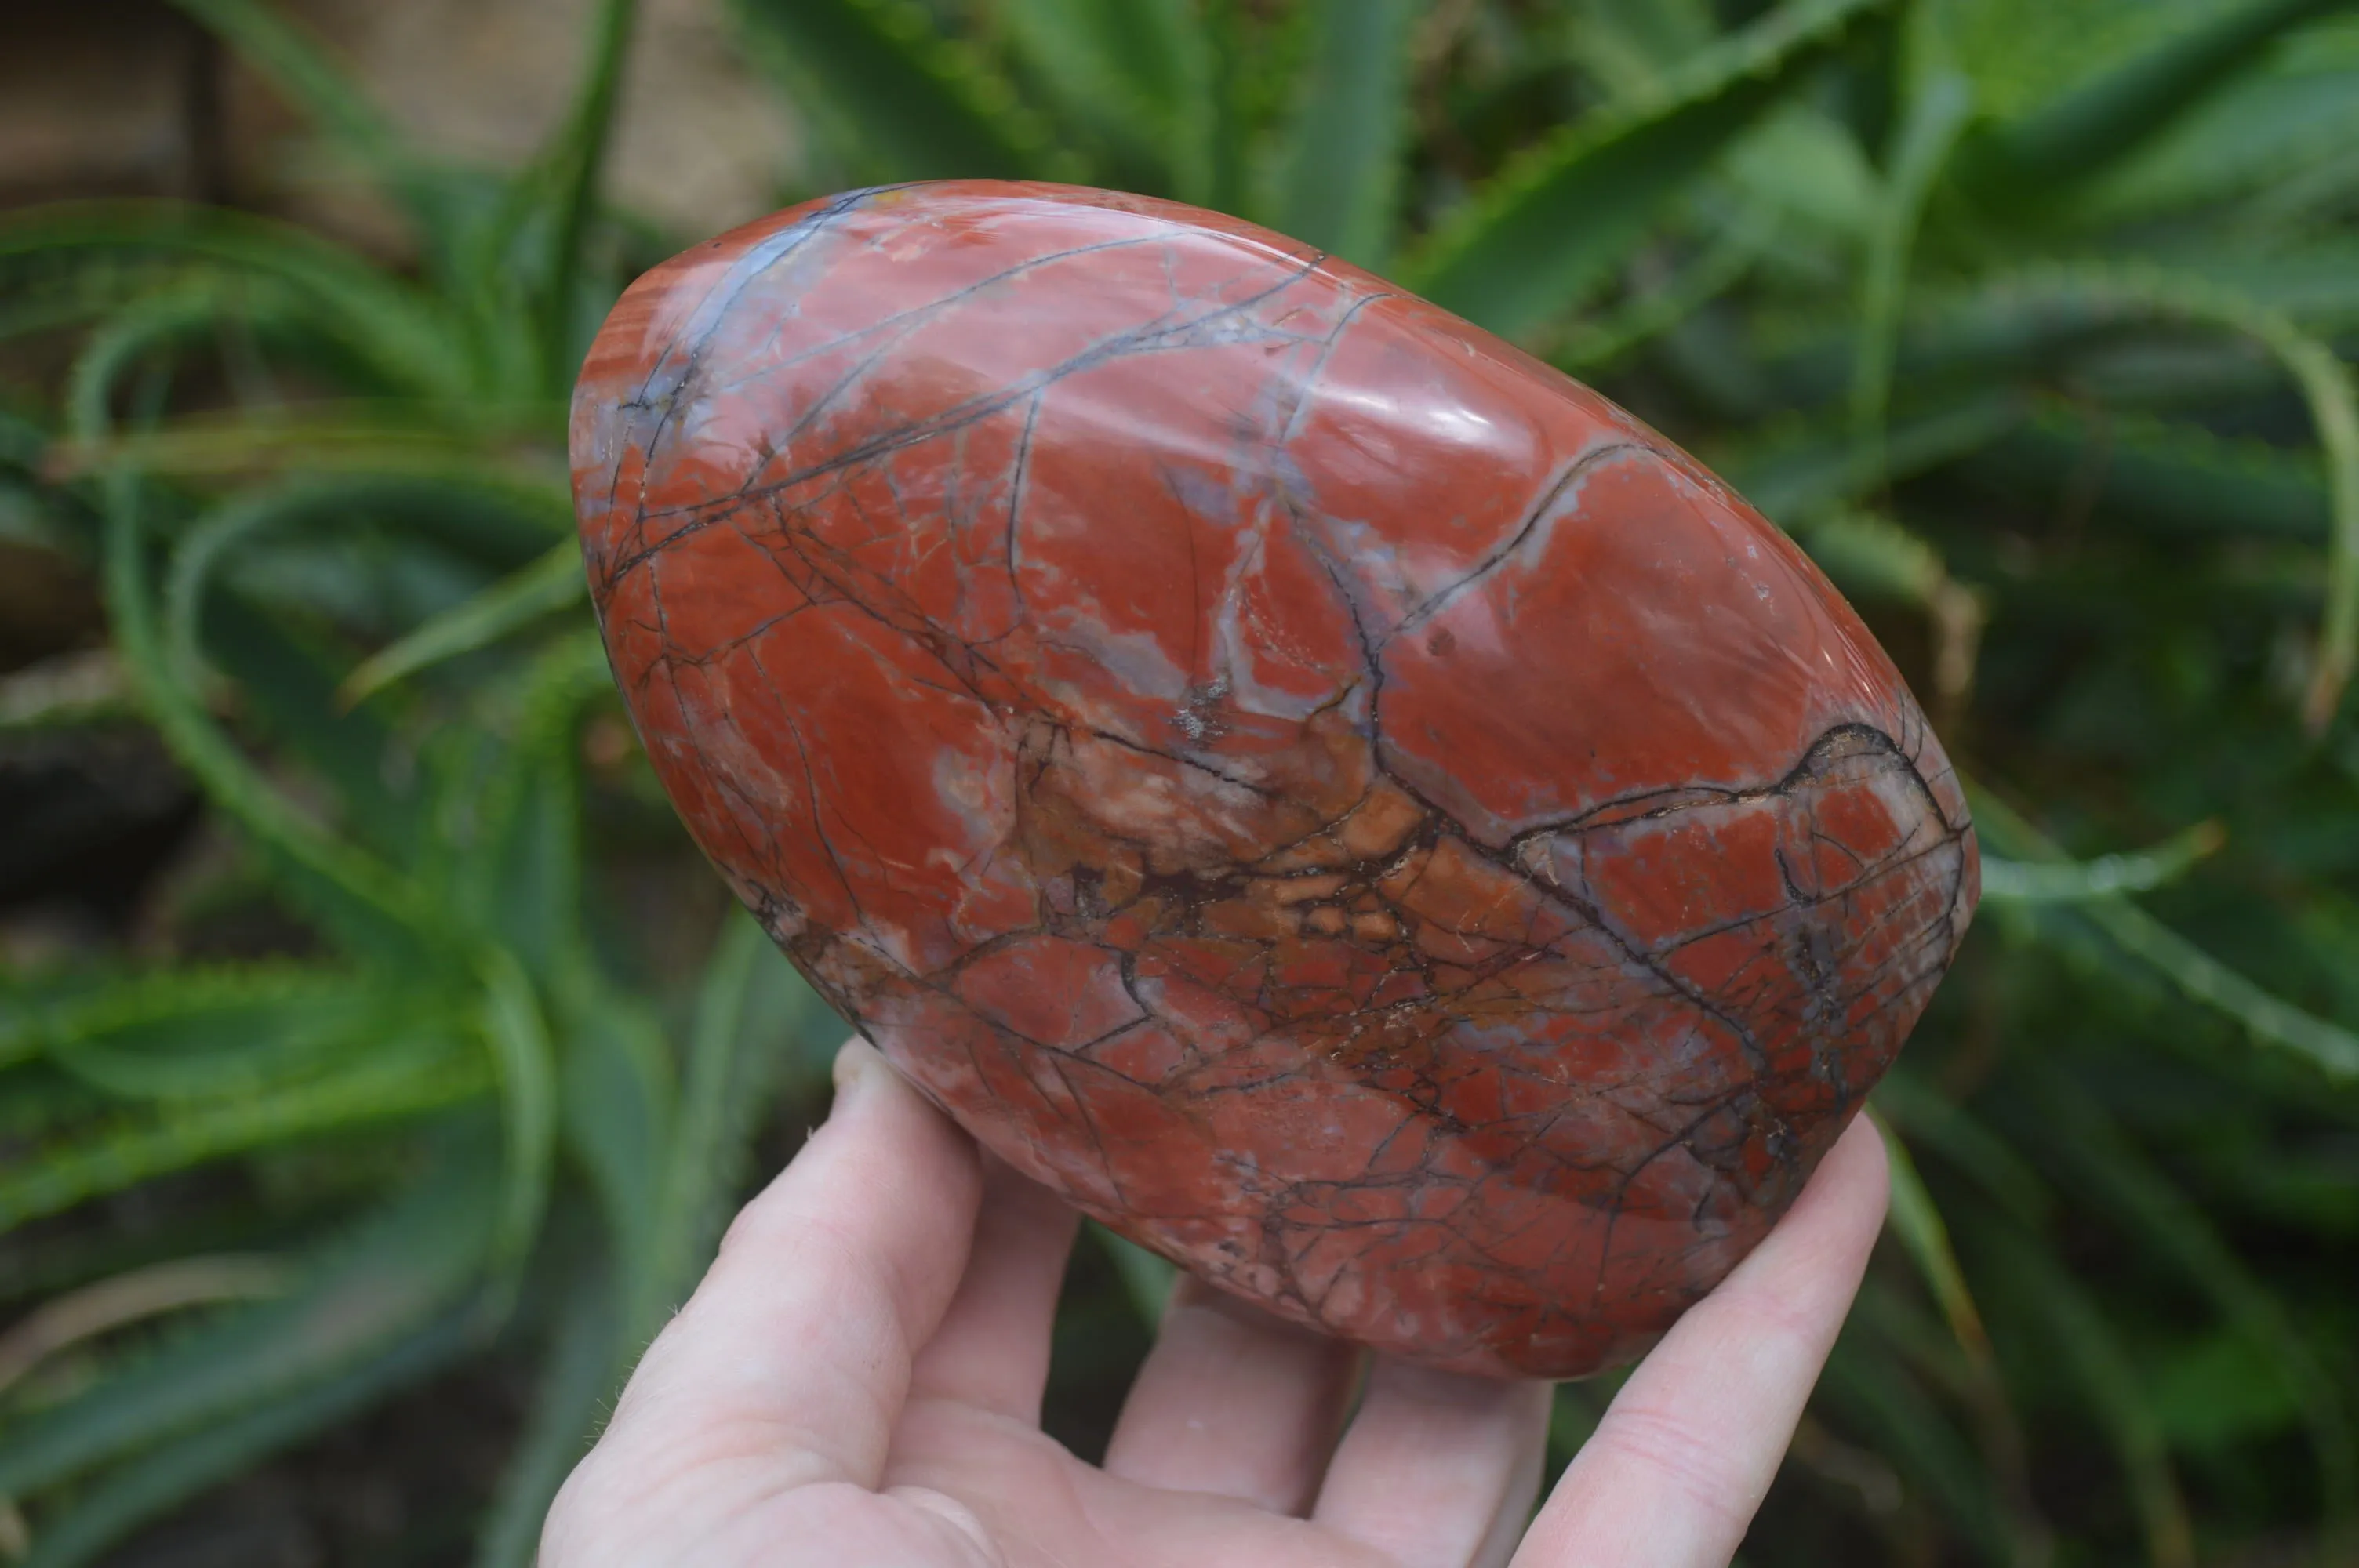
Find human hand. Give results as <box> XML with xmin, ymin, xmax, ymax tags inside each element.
<box><xmin>542</xmin><ymin>1039</ymin><xmax>1889</xmax><ymax>1568</ymax></box>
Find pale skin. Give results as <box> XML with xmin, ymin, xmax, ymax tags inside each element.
<box><xmin>542</xmin><ymin>1039</ymin><xmax>1891</xmax><ymax>1568</ymax></box>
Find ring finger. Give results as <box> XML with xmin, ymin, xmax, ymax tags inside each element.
<box><xmin>1313</xmin><ymin>1359</ymin><xmax>1552</xmax><ymax>1568</ymax></box>
<box><xmin>1102</xmin><ymin>1276</ymin><xmax>1361</xmax><ymax>1515</ymax></box>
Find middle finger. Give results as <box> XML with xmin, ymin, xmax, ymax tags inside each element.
<box><xmin>1313</xmin><ymin>1359</ymin><xmax>1552</xmax><ymax>1568</ymax></box>
<box><xmin>1102</xmin><ymin>1276</ymin><xmax>1361</xmax><ymax>1515</ymax></box>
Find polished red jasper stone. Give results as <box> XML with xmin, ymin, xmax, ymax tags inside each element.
<box><xmin>572</xmin><ymin>182</ymin><xmax>1978</xmax><ymax>1379</ymax></box>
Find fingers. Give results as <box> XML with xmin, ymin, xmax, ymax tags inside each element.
<box><xmin>1102</xmin><ymin>1276</ymin><xmax>1361</xmax><ymax>1515</ymax></box>
<box><xmin>902</xmin><ymin>1155</ymin><xmax>1081</xmax><ymax>1425</ymax></box>
<box><xmin>602</xmin><ymin>1037</ymin><xmax>984</xmax><ymax>1490</ymax></box>
<box><xmin>1314</xmin><ymin>1361</ymin><xmax>1552</xmax><ymax>1568</ymax></box>
<box><xmin>1513</xmin><ymin>1114</ymin><xmax>1891</xmax><ymax>1568</ymax></box>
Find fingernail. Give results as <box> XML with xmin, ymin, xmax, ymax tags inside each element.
<box><xmin>828</xmin><ymin>1036</ymin><xmax>874</xmax><ymax>1108</ymax></box>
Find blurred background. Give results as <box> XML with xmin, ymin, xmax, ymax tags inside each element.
<box><xmin>2</xmin><ymin>0</ymin><xmax>2357</xmax><ymax>1563</ymax></box>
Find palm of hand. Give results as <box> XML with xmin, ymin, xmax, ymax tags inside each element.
<box><xmin>543</xmin><ymin>1043</ymin><xmax>1887</xmax><ymax>1568</ymax></box>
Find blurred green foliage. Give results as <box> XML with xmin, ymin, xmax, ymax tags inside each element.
<box><xmin>2</xmin><ymin>0</ymin><xmax>2357</xmax><ymax>1562</ymax></box>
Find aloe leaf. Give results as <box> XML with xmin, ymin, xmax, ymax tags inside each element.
<box><xmin>475</xmin><ymin>950</ymin><xmax>558</xmax><ymax>1279</ymax></box>
<box><xmin>1547</xmin><ymin>1381</ymin><xmax>1612</xmax><ymax>1475</ymax></box>
<box><xmin>525</xmin><ymin>0</ymin><xmax>638</xmax><ymax>388</ymax></box>
<box><xmin>729</xmin><ymin>0</ymin><xmax>1052</xmax><ymax>183</ymax></box>
<box><xmin>1403</xmin><ymin>0</ymin><xmax>1886</xmax><ymax>339</ymax></box>
<box><xmin>2085</xmin><ymin>61</ymin><xmax>2359</xmax><ymax>223</ymax></box>
<box><xmin>340</xmin><ymin>540</ymin><xmax>585</xmax><ymax>706</ymax></box>
<box><xmin>1871</xmin><ymin>1109</ymin><xmax>1993</xmax><ymax>1363</ymax></box>
<box><xmin>1720</xmin><ymin>103</ymin><xmax>1880</xmax><ymax>241</ymax></box>
<box><xmin>1267</xmin><ymin>0</ymin><xmax>1423</xmax><ymax>270</ymax></box>
<box><xmin>1554</xmin><ymin>206</ymin><xmax>1779</xmax><ymax>371</ymax></box>
<box><xmin>0</xmin><ymin>1255</ymin><xmax>293</xmax><ymax>1403</ymax></box>
<box><xmin>1979</xmin><ymin>1225</ymin><xmax>2197</xmax><ymax>1568</ymax></box>
<box><xmin>469</xmin><ymin>1256</ymin><xmax>621</xmax><ymax>1568</ymax></box>
<box><xmin>1786</xmin><ymin>505</ymin><xmax>1984</xmax><ymax>701</ymax></box>
<box><xmin>76</xmin><ymin>299</ymin><xmax>453</xmax><ymax>946</ymax></box>
<box><xmin>0</xmin><ymin>1142</ymin><xmax>498</xmax><ymax>1500</ymax></box>
<box><xmin>0</xmin><ymin>408</ymin><xmax>54</xmax><ymax>470</ymax></box>
<box><xmin>111</xmin><ymin>532</ymin><xmax>427</xmax><ymax>946</ymax></box>
<box><xmin>0</xmin><ymin>1055</ymin><xmax>111</xmax><ymax>1133</ymax></box>
<box><xmin>46</xmin><ymin>1010</ymin><xmax>405</xmax><ymax>1102</ymax></box>
<box><xmin>7</xmin><ymin>964</ymin><xmax>449</xmax><ymax>1100</ymax></box>
<box><xmin>1565</xmin><ymin>0</ymin><xmax>1722</xmax><ymax>99</ymax></box>
<box><xmin>2025</xmin><ymin>1067</ymin><xmax>2357</xmax><ymax>1523</ymax></box>
<box><xmin>648</xmin><ymin>910</ymin><xmax>767</xmax><ymax>1312</ymax></box>
<box><xmin>1980</xmin><ymin>820</ymin><xmax>2226</xmax><ymax>904</ymax></box>
<box><xmin>16</xmin><ymin>1311</ymin><xmax>476</xmax><ymax>1568</ymax></box>
<box><xmin>645</xmin><ymin>912</ymin><xmax>828</xmax><ymax>1323</ymax></box>
<box><xmin>62</xmin><ymin>284</ymin><xmax>236</xmax><ymax>445</ymax></box>
<box><xmin>556</xmin><ymin>974</ymin><xmax>672</xmax><ymax>1344</ymax></box>
<box><xmin>1710</xmin><ymin>390</ymin><xmax>2026</xmax><ymax>523</ymax></box>
<box><xmin>1856</xmin><ymin>1159</ymin><xmax>2051</xmax><ymax>1560</ymax></box>
<box><xmin>162</xmin><ymin>490</ymin><xmax>424</xmax><ymax>829</ymax></box>
<box><xmin>1852</xmin><ymin>69</ymin><xmax>1976</xmax><ymax>470</ymax></box>
<box><xmin>107</xmin><ymin>501</ymin><xmax>431</xmax><ymax>948</ymax></box>
<box><xmin>46</xmin><ymin>408</ymin><xmax>567</xmax><ymax>488</ymax></box>
<box><xmin>1847</xmin><ymin>1276</ymin><xmax>1981</xmax><ymax>1401</ymax></box>
<box><xmin>1094</xmin><ymin>1222</ymin><xmax>1178</xmax><ymax>1329</ymax></box>
<box><xmin>2147</xmin><ymin>1329</ymin><xmax>2317</xmax><ymax>1450</ymax></box>
<box><xmin>2157</xmin><ymin>239</ymin><xmax>2359</xmax><ymax>330</ymax></box>
<box><xmin>2080</xmin><ymin>898</ymin><xmax>2359</xmax><ymax>1080</ymax></box>
<box><xmin>166</xmin><ymin>0</ymin><xmax>404</xmax><ymax>172</ymax></box>
<box><xmin>1972</xmin><ymin>786</ymin><xmax>2359</xmax><ymax>1081</ymax></box>
<box><xmin>65</xmin><ymin>458</ymin><xmax>564</xmax><ymax>561</ymax></box>
<box><xmin>0</xmin><ymin>1081</ymin><xmax>119</xmax><ymax>1196</ymax></box>
<box><xmin>1931</xmin><ymin>249</ymin><xmax>2359</xmax><ymax>384</ymax></box>
<box><xmin>1817</xmin><ymin>1322</ymin><xmax>2015</xmax><ymax>1563</ymax></box>
<box><xmin>2084</xmin><ymin>264</ymin><xmax>2359</xmax><ymax>720</ymax></box>
<box><xmin>1960</xmin><ymin>0</ymin><xmax>2354</xmax><ymax>205</ymax></box>
<box><xmin>2164</xmin><ymin>299</ymin><xmax>2359</xmax><ymax>726</ymax></box>
<box><xmin>0</xmin><ymin>263</ymin><xmax>220</xmax><ymax>349</ymax></box>
<box><xmin>215</xmin><ymin>593</ymin><xmax>438</xmax><ymax>850</ymax></box>
<box><xmin>1757</xmin><ymin>255</ymin><xmax>2359</xmax><ymax>414</ymax></box>
<box><xmin>0</xmin><ymin>204</ymin><xmax>470</xmax><ymax>399</ymax></box>
<box><xmin>1960</xmin><ymin>402</ymin><xmax>2332</xmax><ymax>543</ymax></box>
<box><xmin>994</xmin><ymin>0</ymin><xmax>1212</xmax><ymax>198</ymax></box>
<box><xmin>1872</xmin><ymin>1070</ymin><xmax>2051</xmax><ymax>1226</ymax></box>
<box><xmin>1791</xmin><ymin>505</ymin><xmax>1952</xmax><ymax>601</ymax></box>
<box><xmin>460</xmin><ymin>630</ymin><xmax>609</xmax><ymax>975</ymax></box>
<box><xmin>1865</xmin><ymin>260</ymin><xmax>2357</xmax><ymax>721</ymax></box>
<box><xmin>1199</xmin><ymin>0</ymin><xmax>1252</xmax><ymax>215</ymax></box>
<box><xmin>2287</xmin><ymin>353</ymin><xmax>2359</xmax><ymax>728</ymax></box>
<box><xmin>0</xmin><ymin>1051</ymin><xmax>486</xmax><ymax>1233</ymax></box>
<box><xmin>2236</xmin><ymin>128</ymin><xmax>2359</xmax><ymax>230</ymax></box>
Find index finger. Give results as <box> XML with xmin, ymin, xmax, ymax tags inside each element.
<box><xmin>1512</xmin><ymin>1114</ymin><xmax>1890</xmax><ymax>1568</ymax></box>
<box><xmin>596</xmin><ymin>1038</ymin><xmax>983</xmax><ymax>1489</ymax></box>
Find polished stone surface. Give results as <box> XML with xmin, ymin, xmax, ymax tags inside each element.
<box><xmin>572</xmin><ymin>181</ymin><xmax>1978</xmax><ymax>1379</ymax></box>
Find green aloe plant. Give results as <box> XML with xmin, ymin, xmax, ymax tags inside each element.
<box><xmin>2</xmin><ymin>0</ymin><xmax>2357</xmax><ymax>1563</ymax></box>
<box><xmin>0</xmin><ymin>4</ymin><xmax>834</xmax><ymax>1563</ymax></box>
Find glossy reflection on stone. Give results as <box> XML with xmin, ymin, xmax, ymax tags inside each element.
<box><xmin>572</xmin><ymin>181</ymin><xmax>1978</xmax><ymax>1380</ymax></box>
